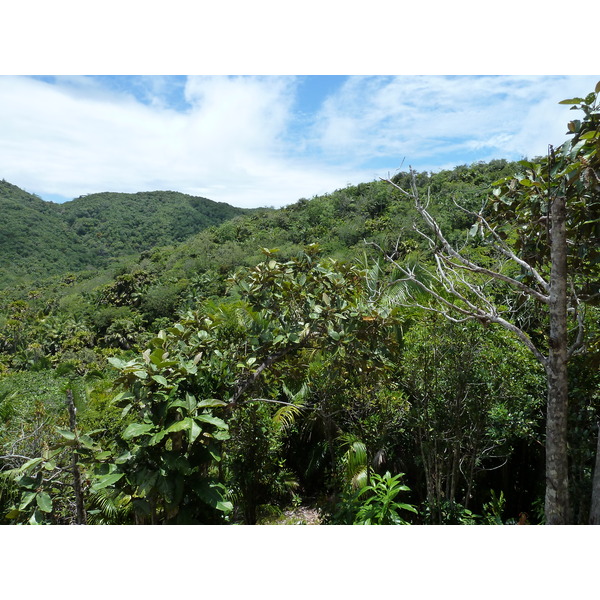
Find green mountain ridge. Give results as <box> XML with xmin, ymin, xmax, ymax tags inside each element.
<box><xmin>1</xmin><ymin>159</ymin><xmax>520</xmax><ymax>294</ymax></box>
<box><xmin>0</xmin><ymin>181</ymin><xmax>249</xmax><ymax>285</ymax></box>
<box><xmin>0</xmin><ymin>180</ymin><xmax>93</xmax><ymax>283</ymax></box>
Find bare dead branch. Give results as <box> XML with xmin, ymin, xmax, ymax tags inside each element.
<box><xmin>378</xmin><ymin>173</ymin><xmax>550</xmax><ymax>366</ymax></box>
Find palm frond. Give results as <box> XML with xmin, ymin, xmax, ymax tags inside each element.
<box><xmin>273</xmin><ymin>404</ymin><xmax>303</xmax><ymax>430</ymax></box>
<box><xmin>272</xmin><ymin>383</ymin><xmax>309</xmax><ymax>431</ymax></box>
<box><xmin>86</xmin><ymin>487</ymin><xmax>133</xmax><ymax>525</ymax></box>
<box><xmin>338</xmin><ymin>433</ymin><xmax>368</xmax><ymax>490</ymax></box>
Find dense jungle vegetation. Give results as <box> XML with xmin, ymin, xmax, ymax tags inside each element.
<box><xmin>1</xmin><ymin>85</ymin><xmax>598</xmax><ymax>525</ymax></box>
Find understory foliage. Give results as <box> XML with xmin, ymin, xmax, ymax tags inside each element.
<box><xmin>0</xmin><ymin>246</ymin><xmax>558</xmax><ymax>524</ymax></box>
<box><xmin>1</xmin><ymin>84</ymin><xmax>599</xmax><ymax>525</ymax></box>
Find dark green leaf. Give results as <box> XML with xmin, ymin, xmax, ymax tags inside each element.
<box><xmin>17</xmin><ymin>476</ymin><xmax>39</xmax><ymax>490</ymax></box>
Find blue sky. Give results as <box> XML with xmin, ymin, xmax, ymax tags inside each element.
<box><xmin>1</xmin><ymin>74</ymin><xmax>598</xmax><ymax>208</ymax></box>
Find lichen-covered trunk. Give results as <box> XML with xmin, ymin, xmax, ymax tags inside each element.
<box><xmin>545</xmin><ymin>193</ymin><xmax>570</xmax><ymax>525</ymax></box>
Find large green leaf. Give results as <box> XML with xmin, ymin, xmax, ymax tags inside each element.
<box><xmin>18</xmin><ymin>475</ymin><xmax>41</xmax><ymax>490</ymax></box>
<box><xmin>216</xmin><ymin>500</ymin><xmax>234</xmax><ymax>513</ymax></box>
<box><xmin>148</xmin><ymin>429</ymin><xmax>168</xmax><ymax>446</ymax></box>
<box><xmin>19</xmin><ymin>491</ymin><xmax>37</xmax><ymax>510</ymax></box>
<box><xmin>558</xmin><ymin>97</ymin><xmax>583</xmax><ymax>105</ymax></box>
<box><xmin>196</xmin><ymin>414</ymin><xmax>227</xmax><ymax>429</ymax></box>
<box><xmin>189</xmin><ymin>419</ymin><xmax>202</xmax><ymax>445</ymax></box>
<box><xmin>194</xmin><ymin>480</ymin><xmax>232</xmax><ymax>513</ymax></box>
<box><xmin>107</xmin><ymin>357</ymin><xmax>127</xmax><ymax>370</ymax></box>
<box><xmin>78</xmin><ymin>434</ymin><xmax>97</xmax><ymax>450</ymax></box>
<box><xmin>56</xmin><ymin>428</ymin><xmax>76</xmax><ymax>441</ymax></box>
<box><xmin>122</xmin><ymin>422</ymin><xmax>154</xmax><ymax>440</ymax></box>
<box><xmin>91</xmin><ymin>472</ymin><xmax>125</xmax><ymax>491</ymax></box>
<box><xmin>165</xmin><ymin>417</ymin><xmax>192</xmax><ymax>434</ymax></box>
<box><xmin>19</xmin><ymin>456</ymin><xmax>44</xmax><ymax>472</ymax></box>
<box><xmin>168</xmin><ymin>393</ymin><xmax>198</xmax><ymax>413</ymax></box>
<box><xmin>197</xmin><ymin>398</ymin><xmax>227</xmax><ymax>408</ymax></box>
<box><xmin>112</xmin><ymin>390</ymin><xmax>135</xmax><ymax>405</ymax></box>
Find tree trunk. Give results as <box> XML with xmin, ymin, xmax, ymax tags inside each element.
<box><xmin>545</xmin><ymin>193</ymin><xmax>570</xmax><ymax>524</ymax></box>
<box><xmin>590</xmin><ymin>423</ymin><xmax>600</xmax><ymax>524</ymax></box>
<box><xmin>66</xmin><ymin>389</ymin><xmax>86</xmax><ymax>525</ymax></box>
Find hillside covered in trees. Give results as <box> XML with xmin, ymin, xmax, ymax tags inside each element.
<box><xmin>0</xmin><ymin>85</ymin><xmax>598</xmax><ymax>526</ymax></box>
<box><xmin>0</xmin><ymin>183</ymin><xmax>248</xmax><ymax>285</ymax></box>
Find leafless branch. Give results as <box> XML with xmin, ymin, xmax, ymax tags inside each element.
<box><xmin>379</xmin><ymin>172</ymin><xmax>549</xmax><ymax>366</ymax></box>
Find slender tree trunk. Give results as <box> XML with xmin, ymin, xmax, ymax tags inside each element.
<box><xmin>545</xmin><ymin>194</ymin><xmax>570</xmax><ymax>524</ymax></box>
<box><xmin>66</xmin><ymin>389</ymin><xmax>86</xmax><ymax>525</ymax></box>
<box><xmin>418</xmin><ymin>429</ymin><xmax>435</xmax><ymax>511</ymax></box>
<box><xmin>449</xmin><ymin>443</ymin><xmax>460</xmax><ymax>504</ymax></box>
<box><xmin>463</xmin><ymin>454</ymin><xmax>476</xmax><ymax>510</ymax></box>
<box><xmin>590</xmin><ymin>423</ymin><xmax>600</xmax><ymax>524</ymax></box>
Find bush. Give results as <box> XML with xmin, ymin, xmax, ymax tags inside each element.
<box><xmin>332</xmin><ymin>471</ymin><xmax>417</xmax><ymax>525</ymax></box>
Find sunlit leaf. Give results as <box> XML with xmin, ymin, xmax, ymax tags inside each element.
<box><xmin>151</xmin><ymin>375</ymin><xmax>169</xmax><ymax>386</ymax></box>
<box><xmin>36</xmin><ymin>492</ymin><xmax>53</xmax><ymax>513</ymax></box>
<box><xmin>19</xmin><ymin>491</ymin><xmax>37</xmax><ymax>510</ymax></box>
<box><xmin>56</xmin><ymin>428</ymin><xmax>76</xmax><ymax>441</ymax></box>
<box><xmin>196</xmin><ymin>414</ymin><xmax>227</xmax><ymax>429</ymax></box>
<box><xmin>122</xmin><ymin>423</ymin><xmax>153</xmax><ymax>440</ymax></box>
<box><xmin>91</xmin><ymin>472</ymin><xmax>125</xmax><ymax>491</ymax></box>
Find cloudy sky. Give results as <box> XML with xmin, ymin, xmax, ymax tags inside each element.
<box><xmin>2</xmin><ymin>74</ymin><xmax>598</xmax><ymax>208</ymax></box>
<box><xmin>2</xmin><ymin>3</ymin><xmax>598</xmax><ymax>209</ymax></box>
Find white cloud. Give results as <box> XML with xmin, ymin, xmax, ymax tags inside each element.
<box><xmin>0</xmin><ymin>75</ymin><xmax>371</xmax><ymax>207</ymax></box>
<box><xmin>311</xmin><ymin>75</ymin><xmax>600</xmax><ymax>170</ymax></box>
<box><xmin>0</xmin><ymin>75</ymin><xmax>598</xmax><ymax>208</ymax></box>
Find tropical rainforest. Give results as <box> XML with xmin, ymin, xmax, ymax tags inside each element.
<box><xmin>1</xmin><ymin>84</ymin><xmax>598</xmax><ymax>525</ymax></box>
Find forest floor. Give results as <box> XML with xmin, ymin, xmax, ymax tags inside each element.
<box><xmin>257</xmin><ymin>505</ymin><xmax>324</xmax><ymax>525</ymax></box>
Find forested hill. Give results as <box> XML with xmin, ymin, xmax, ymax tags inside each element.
<box><xmin>0</xmin><ymin>160</ymin><xmax>519</xmax><ymax>291</ymax></box>
<box><xmin>57</xmin><ymin>190</ymin><xmax>248</xmax><ymax>258</ymax></box>
<box><xmin>0</xmin><ymin>182</ymin><xmax>249</xmax><ymax>285</ymax></box>
<box><xmin>0</xmin><ymin>180</ymin><xmax>95</xmax><ymax>283</ymax></box>
<box><xmin>0</xmin><ymin>158</ymin><xmax>522</xmax><ymax>330</ymax></box>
